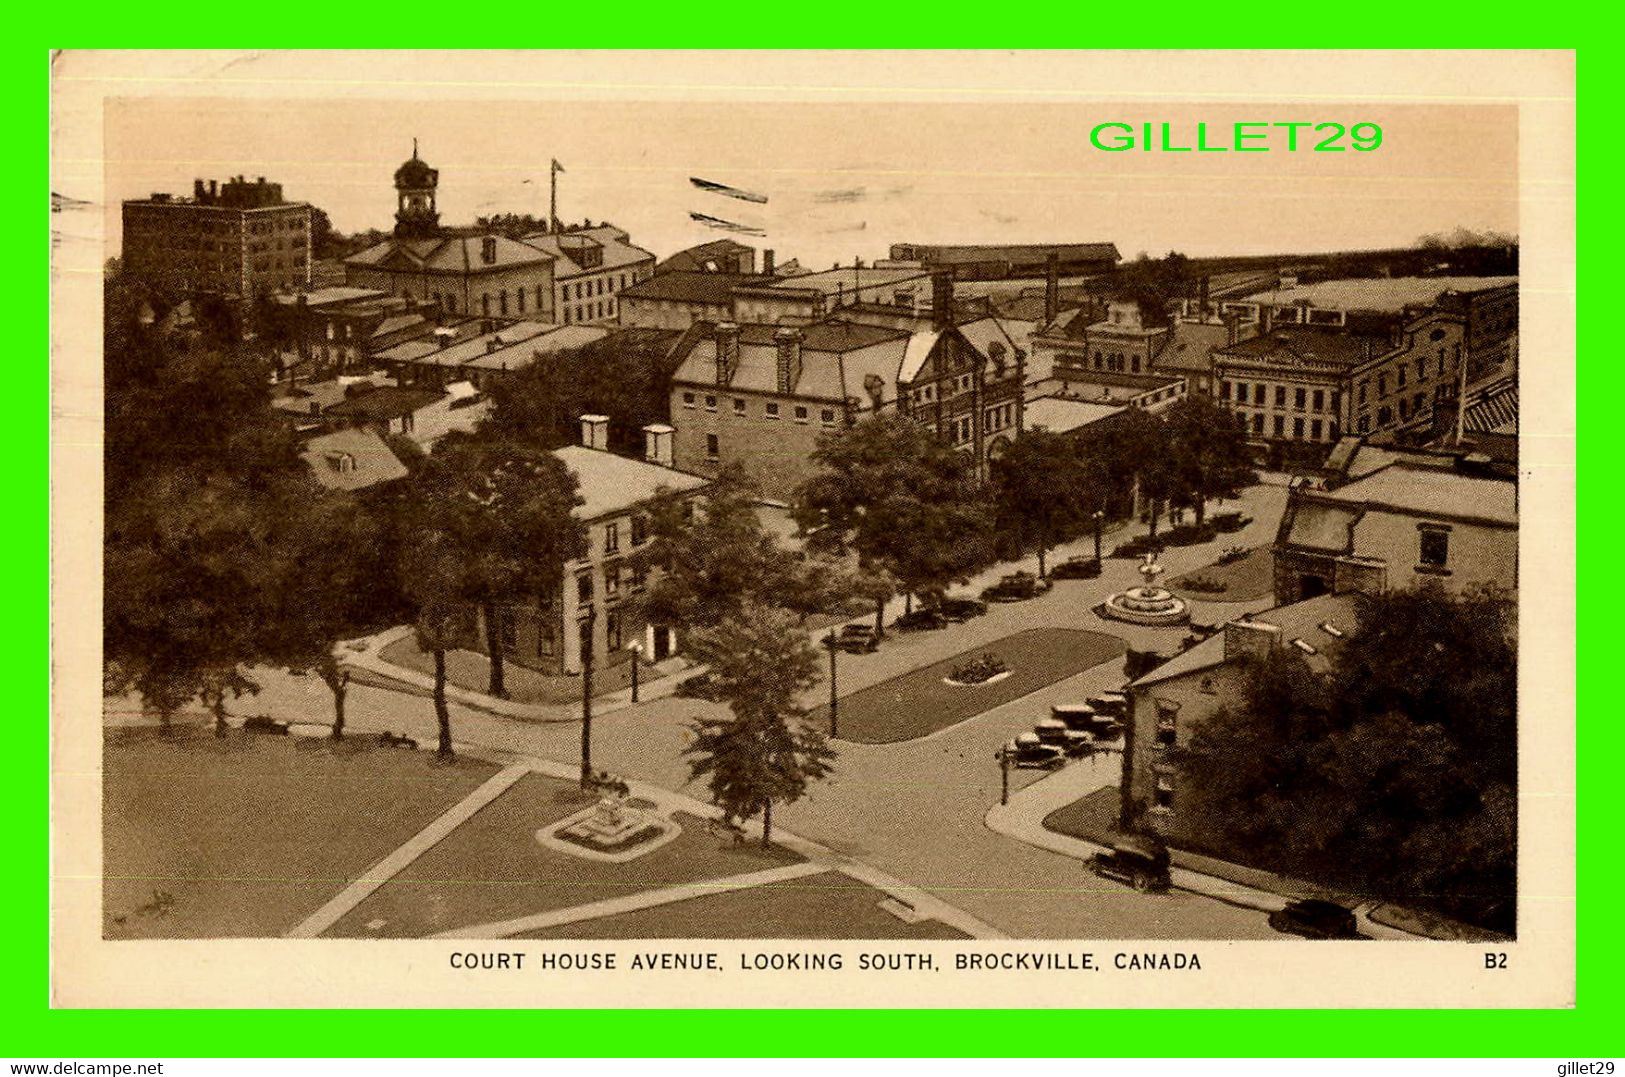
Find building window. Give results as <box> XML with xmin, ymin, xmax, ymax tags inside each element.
<box><xmin>1311</xmin><ymin>419</ymin><xmax>1323</xmax><ymax>440</ymax></box>
<box><xmin>1399</xmin><ymin>399</ymin><xmax>1409</xmax><ymax>421</ymax></box>
<box><xmin>821</xmin><ymin>408</ymin><xmax>836</xmax><ymax>426</ymax></box>
<box><xmin>606</xmin><ymin>611</ymin><xmax>623</xmax><ymax>651</ymax></box>
<box><xmin>577</xmin><ymin>573</ymin><xmax>593</xmax><ymax>605</ymax></box>
<box><xmin>1154</xmin><ymin>773</ymin><xmax>1174</xmax><ymax>811</ymax></box>
<box><xmin>1378</xmin><ymin>373</ymin><xmax>1388</xmax><ymax>397</ymax></box>
<box><xmin>733</xmin><ymin>398</ymin><xmax>746</xmax><ymax>416</ymax></box>
<box><xmin>1275</xmin><ymin>386</ymin><xmax>1287</xmax><ymax>408</ymax></box>
<box><xmin>1273</xmin><ymin>414</ymin><xmax>1285</xmax><ymax>437</ymax></box>
<box><xmin>1293</xmin><ymin>417</ymin><xmax>1305</xmax><ymax>439</ymax></box>
<box><xmin>765</xmin><ymin>402</ymin><xmax>780</xmax><ymax>420</ymax></box>
<box><xmin>1414</xmin><ymin>393</ymin><xmax>1425</xmax><ymax>415</ymax></box>
<box><xmin>499</xmin><ymin>290</ymin><xmax>508</xmax><ymax>316</ymax></box>
<box><xmin>1419</xmin><ymin>526</ymin><xmax>1450</xmax><ymax>569</ymax></box>
<box><xmin>516</xmin><ymin>288</ymin><xmax>526</xmax><ymax>313</ymax></box>
<box><xmin>794</xmin><ymin>405</ymin><xmax>809</xmax><ymax>423</ymax></box>
<box><xmin>1220</xmin><ymin>380</ymin><xmax>1231</xmax><ymax>401</ymax></box>
<box><xmin>1377</xmin><ymin>406</ymin><xmax>1392</xmax><ymax>426</ymax></box>
<box><xmin>1397</xmin><ymin>364</ymin><xmax>1408</xmax><ymax>389</ymax></box>
<box><xmin>1312</xmin><ymin>389</ymin><xmax>1324</xmax><ymax>411</ymax></box>
<box><xmin>1294</xmin><ymin>387</ymin><xmax>1306</xmax><ymax>410</ymax></box>
<box><xmin>1253</xmin><ymin>384</ymin><xmax>1265</xmax><ymax>406</ymax></box>
<box><xmin>682</xmin><ymin>392</ymin><xmax>696</xmax><ymax>409</ymax></box>
<box><xmin>1155</xmin><ymin>706</ymin><xmax>1178</xmax><ymax>749</ymax></box>
<box><xmin>706</xmin><ymin>434</ymin><xmax>719</xmax><ymax>460</ymax></box>
<box><xmin>1252</xmin><ymin>413</ymin><xmax>1264</xmax><ymax>434</ymax></box>
<box><xmin>604</xmin><ymin>522</ymin><xmax>620</xmax><ymax>554</ymax></box>
<box><xmin>604</xmin><ymin>562</ymin><xmax>621</xmax><ymax>596</ymax></box>
<box><xmin>631</xmin><ymin>561</ymin><xmax>647</xmax><ymax>591</ymax></box>
<box><xmin>631</xmin><ymin>513</ymin><xmax>647</xmax><ymax>547</ymax></box>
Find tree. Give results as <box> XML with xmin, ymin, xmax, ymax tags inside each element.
<box><xmin>1097</xmin><ymin>407</ymin><xmax>1173</xmax><ymax>539</ymax></box>
<box><xmin>793</xmin><ymin>415</ymin><xmax>995</xmax><ymax>629</ymax></box>
<box><xmin>682</xmin><ymin>603</ymin><xmax>835</xmax><ymax>846</ymax></box>
<box><xmin>103</xmin><ymin>281</ymin><xmax>316</xmax><ymax>729</ymax></box>
<box><xmin>398</xmin><ymin>531</ymin><xmax>467</xmax><ymax>758</ymax></box>
<box><xmin>1161</xmin><ymin>394</ymin><xmax>1256</xmax><ymax>526</ymax></box>
<box><xmin>410</xmin><ymin>431</ymin><xmax>585</xmax><ymax>698</ymax></box>
<box><xmin>1170</xmin><ymin>583</ymin><xmax>1517</xmax><ymax>931</ymax></box>
<box><xmin>991</xmin><ymin>428</ymin><xmax>1093</xmax><ymax>577</ymax></box>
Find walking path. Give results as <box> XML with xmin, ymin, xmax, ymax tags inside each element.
<box><xmin>285</xmin><ymin>762</ymin><xmax>532</xmax><ymax>939</ymax></box>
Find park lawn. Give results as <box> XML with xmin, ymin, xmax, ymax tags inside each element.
<box><xmin>809</xmin><ymin>628</ymin><xmax>1125</xmax><ymax>744</ymax></box>
<box><xmin>327</xmin><ymin>773</ymin><xmax>804</xmax><ymax>938</ymax></box>
<box><xmin>102</xmin><ymin>727</ymin><xmax>499</xmax><ymax>939</ymax></box>
<box><xmin>518</xmin><ymin>871</ymin><xmax>969</xmax><ymax>940</ymax></box>
<box><xmin>1166</xmin><ymin>545</ymin><xmax>1275</xmax><ymax>602</ymax></box>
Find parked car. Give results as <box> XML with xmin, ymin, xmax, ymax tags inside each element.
<box><xmin>935</xmin><ymin>595</ymin><xmax>989</xmax><ymax>622</ymax></box>
<box><xmin>1268</xmin><ymin>899</ymin><xmax>1362</xmax><ymax>939</ymax></box>
<box><xmin>981</xmin><ymin>571</ymin><xmax>1053</xmax><ymax>602</ymax></box>
<box><xmin>894</xmin><ymin>607</ymin><xmax>948</xmax><ymax>632</ymax></box>
<box><xmin>1033</xmin><ymin>718</ymin><xmax>1094</xmax><ymax>757</ymax></box>
<box><xmin>1054</xmin><ymin>703</ymin><xmax>1120</xmax><ymax>740</ymax></box>
<box><xmin>674</xmin><ymin>671</ymin><xmax>718</xmax><ymax>700</ymax></box>
<box><xmin>1211</xmin><ymin>511</ymin><xmax>1253</xmax><ymax>533</ymax></box>
<box><xmin>1049</xmin><ymin>555</ymin><xmax>1103</xmax><ymax>580</ymax></box>
<box><xmin>1085</xmin><ymin>691</ymin><xmax>1129</xmax><ymax>718</ymax></box>
<box><xmin>836</xmin><ymin>624</ymin><xmax>880</xmax><ymax>654</ymax></box>
<box><xmin>1087</xmin><ymin>835</ymin><xmax>1173</xmax><ymax>893</ymax></box>
<box><xmin>1001</xmin><ymin>733</ymin><xmax>1066</xmax><ymax>770</ymax></box>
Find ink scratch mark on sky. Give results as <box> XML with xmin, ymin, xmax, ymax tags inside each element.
<box><xmin>689</xmin><ymin>211</ymin><xmax>766</xmax><ymax>236</ymax></box>
<box><xmin>690</xmin><ymin>177</ymin><xmax>769</xmax><ymax>204</ymax></box>
<box><xmin>813</xmin><ymin>187</ymin><xmax>867</xmax><ymax>204</ymax></box>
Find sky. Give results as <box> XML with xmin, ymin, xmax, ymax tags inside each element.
<box><xmin>99</xmin><ymin>97</ymin><xmax>1518</xmax><ymax>270</ymax></box>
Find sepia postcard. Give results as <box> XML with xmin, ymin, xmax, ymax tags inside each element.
<box><xmin>50</xmin><ymin>49</ymin><xmax>1576</xmax><ymax>1009</ymax></box>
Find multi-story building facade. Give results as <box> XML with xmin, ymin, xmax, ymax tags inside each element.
<box><xmin>1271</xmin><ymin>441</ymin><xmax>1517</xmax><ymax>605</ymax></box>
<box><xmin>453</xmin><ymin>419</ymin><xmax>709</xmax><ymax>681</ymax></box>
<box><xmin>616</xmin><ymin>271</ymin><xmax>769</xmax><ymax>330</ymax></box>
<box><xmin>267</xmin><ymin>286</ymin><xmax>443</xmax><ymax>380</ymax></box>
<box><xmin>1211</xmin><ymin>328</ymin><xmax>1361</xmax><ymax>450</ymax></box>
<box><xmin>520</xmin><ymin>226</ymin><xmax>656</xmax><ymax>325</ymax></box>
<box><xmin>121</xmin><ymin>175</ymin><xmax>312</xmax><ymax>300</ymax></box>
<box><xmin>343</xmin><ymin>147</ymin><xmax>558</xmax><ymax>321</ymax></box>
<box><xmin>1345</xmin><ymin>309</ymin><xmax>1468</xmax><ymax>440</ymax></box>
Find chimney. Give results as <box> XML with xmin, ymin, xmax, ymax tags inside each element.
<box><xmin>1224</xmin><ymin>311</ymin><xmax>1240</xmax><ymax>346</ymax></box>
<box><xmin>1200</xmin><ymin>275</ymin><xmax>1211</xmax><ymax>319</ymax></box>
<box><xmin>580</xmin><ymin>414</ymin><xmax>610</xmax><ymax>451</ymax></box>
<box><xmin>774</xmin><ymin>327</ymin><xmax>803</xmax><ymax>394</ymax></box>
<box><xmin>1223</xmin><ymin>617</ymin><xmax>1282</xmax><ymax>661</ymax></box>
<box><xmin>714</xmin><ymin>322</ymin><xmax>740</xmax><ymax>386</ymax></box>
<box><xmin>209</xmin><ymin>179</ymin><xmax>218</xmax><ymax>199</ymax></box>
<box><xmin>1044</xmin><ymin>253</ymin><xmax>1060</xmax><ymax>326</ymax></box>
<box><xmin>481</xmin><ymin>236</ymin><xmax>498</xmax><ymax>265</ymax></box>
<box><xmin>643</xmin><ymin>423</ymin><xmax>676</xmax><ymax>468</ymax></box>
<box><xmin>932</xmin><ymin>271</ymin><xmax>955</xmax><ymax>331</ymax></box>
<box><xmin>193</xmin><ymin>179</ymin><xmax>206</xmax><ymax>200</ymax></box>
<box><xmin>763</xmin><ymin>248</ymin><xmax>775</xmax><ymax>275</ymax></box>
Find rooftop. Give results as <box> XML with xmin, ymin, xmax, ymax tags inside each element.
<box><xmin>325</xmin><ymin>385</ymin><xmax>446</xmax><ymax>421</ymax></box>
<box><xmin>1152</xmin><ymin>321</ymin><xmax>1233</xmax><ymax>373</ymax></box>
<box><xmin>1022</xmin><ymin>396</ymin><xmax>1124</xmax><ymax>434</ymax></box>
<box><xmin>521</xmin><ymin>225</ymin><xmax>655</xmax><ymax>277</ymax></box>
<box><xmin>551</xmin><ymin>445</ymin><xmax>708</xmax><ymax>521</ymax></box>
<box><xmin>1316</xmin><ymin>462</ymin><xmax>1517</xmax><ymax>527</ymax></box>
<box><xmin>1213</xmin><ymin>327</ymin><xmax>1381</xmax><ymax>370</ymax></box>
<box><xmin>345</xmin><ymin>234</ymin><xmax>553</xmax><ymax>274</ymax></box>
<box><xmin>1240</xmin><ymin>276</ymin><xmax>1518</xmax><ymax>314</ymax></box>
<box><xmin>1133</xmin><ymin>592</ymin><xmax>1361</xmax><ymax>688</ymax></box>
<box><xmin>272</xmin><ymin>286</ymin><xmax>387</xmax><ymax>308</ymax></box>
<box><xmin>300</xmin><ymin>428</ymin><xmax>409</xmax><ymax>491</ymax></box>
<box><xmin>617</xmin><ymin>271</ymin><xmax>773</xmax><ymax>305</ymax></box>
<box><xmin>376</xmin><ymin>321</ymin><xmax>553</xmax><ymax>368</ymax></box>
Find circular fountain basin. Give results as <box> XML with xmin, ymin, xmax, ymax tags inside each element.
<box><xmin>1101</xmin><ymin>585</ymin><xmax>1191</xmax><ymax>627</ymax></box>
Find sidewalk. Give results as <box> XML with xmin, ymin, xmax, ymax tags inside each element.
<box><xmin>338</xmin><ymin>626</ymin><xmax>700</xmax><ymax>725</ymax></box>
<box><xmin>985</xmin><ymin>762</ymin><xmax>1430</xmax><ymax>940</ymax></box>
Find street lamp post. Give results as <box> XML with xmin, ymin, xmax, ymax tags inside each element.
<box><xmin>824</xmin><ymin>631</ymin><xmax>839</xmax><ymax>740</ymax></box>
<box><xmin>579</xmin><ymin>606</ymin><xmax>596</xmax><ymax>789</ymax></box>
<box><xmin>1093</xmin><ymin>509</ymin><xmax>1105</xmax><ymax>563</ymax></box>
<box><xmin>628</xmin><ymin>639</ymin><xmax>643</xmax><ymax>703</ymax></box>
<box><xmin>997</xmin><ymin>743</ymin><xmax>1011</xmax><ymax>806</ymax></box>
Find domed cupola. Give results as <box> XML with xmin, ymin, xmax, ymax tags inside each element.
<box><xmin>393</xmin><ymin>139</ymin><xmax>440</xmax><ymax>239</ymax></box>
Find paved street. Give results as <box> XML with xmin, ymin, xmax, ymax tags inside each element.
<box><xmin>109</xmin><ymin>482</ymin><xmax>1291</xmax><ymax>940</ymax></box>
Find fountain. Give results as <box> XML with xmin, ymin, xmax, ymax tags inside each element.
<box><xmin>536</xmin><ymin>788</ymin><xmax>681</xmax><ymax>863</ymax></box>
<box><xmin>1100</xmin><ymin>551</ymin><xmax>1191</xmax><ymax>627</ymax></box>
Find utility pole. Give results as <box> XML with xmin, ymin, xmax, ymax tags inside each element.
<box><xmin>824</xmin><ymin>632</ymin><xmax>839</xmax><ymax>739</ymax></box>
<box><xmin>997</xmin><ymin>744</ymin><xmax>1011</xmax><ymax>806</ymax></box>
<box><xmin>579</xmin><ymin>605</ymin><xmax>596</xmax><ymax>788</ymax></box>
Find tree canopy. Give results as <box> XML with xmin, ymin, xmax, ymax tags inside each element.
<box><xmin>1171</xmin><ymin>583</ymin><xmax>1516</xmax><ymax>931</ymax></box>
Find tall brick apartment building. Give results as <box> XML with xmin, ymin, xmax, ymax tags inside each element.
<box><xmin>121</xmin><ymin>175</ymin><xmax>312</xmax><ymax>300</ymax></box>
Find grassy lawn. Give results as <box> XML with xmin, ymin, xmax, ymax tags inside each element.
<box><xmin>809</xmin><ymin>628</ymin><xmax>1126</xmax><ymax>744</ymax></box>
<box><xmin>102</xmin><ymin>727</ymin><xmax>499</xmax><ymax>939</ymax></box>
<box><xmin>377</xmin><ymin>637</ymin><xmax>586</xmax><ymax>705</ymax></box>
<box><xmin>327</xmin><ymin>773</ymin><xmax>804</xmax><ymax>938</ymax></box>
<box><xmin>1167</xmin><ymin>545</ymin><xmax>1276</xmax><ymax>602</ymax></box>
<box><xmin>1040</xmin><ymin>784</ymin><xmax>1124</xmax><ymax>846</ymax></box>
<box><xmin>519</xmin><ymin>871</ymin><xmax>969</xmax><ymax>940</ymax></box>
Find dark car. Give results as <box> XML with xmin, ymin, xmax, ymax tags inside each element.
<box><xmin>1087</xmin><ymin>836</ymin><xmax>1172</xmax><ymax>893</ymax></box>
<box><xmin>1001</xmin><ymin>733</ymin><xmax>1066</xmax><ymax>770</ymax></box>
<box><xmin>1033</xmin><ymin>718</ymin><xmax>1094</xmax><ymax>757</ymax></box>
<box><xmin>1085</xmin><ymin>691</ymin><xmax>1129</xmax><ymax>718</ymax></box>
<box><xmin>1268</xmin><ymin>899</ymin><xmax>1362</xmax><ymax>939</ymax></box>
<box><xmin>1055</xmin><ymin>703</ymin><xmax>1120</xmax><ymax>741</ymax></box>
<box><xmin>981</xmin><ymin>571</ymin><xmax>1053</xmax><ymax>603</ymax></box>
<box><xmin>895</xmin><ymin>607</ymin><xmax>948</xmax><ymax>632</ymax></box>
<box><xmin>1211</xmin><ymin>511</ymin><xmax>1253</xmax><ymax>533</ymax></box>
<box><xmin>836</xmin><ymin>624</ymin><xmax>880</xmax><ymax>654</ymax></box>
<box><xmin>935</xmin><ymin>596</ymin><xmax>989</xmax><ymax>622</ymax></box>
<box><xmin>1049</xmin><ymin>555</ymin><xmax>1103</xmax><ymax>580</ymax></box>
